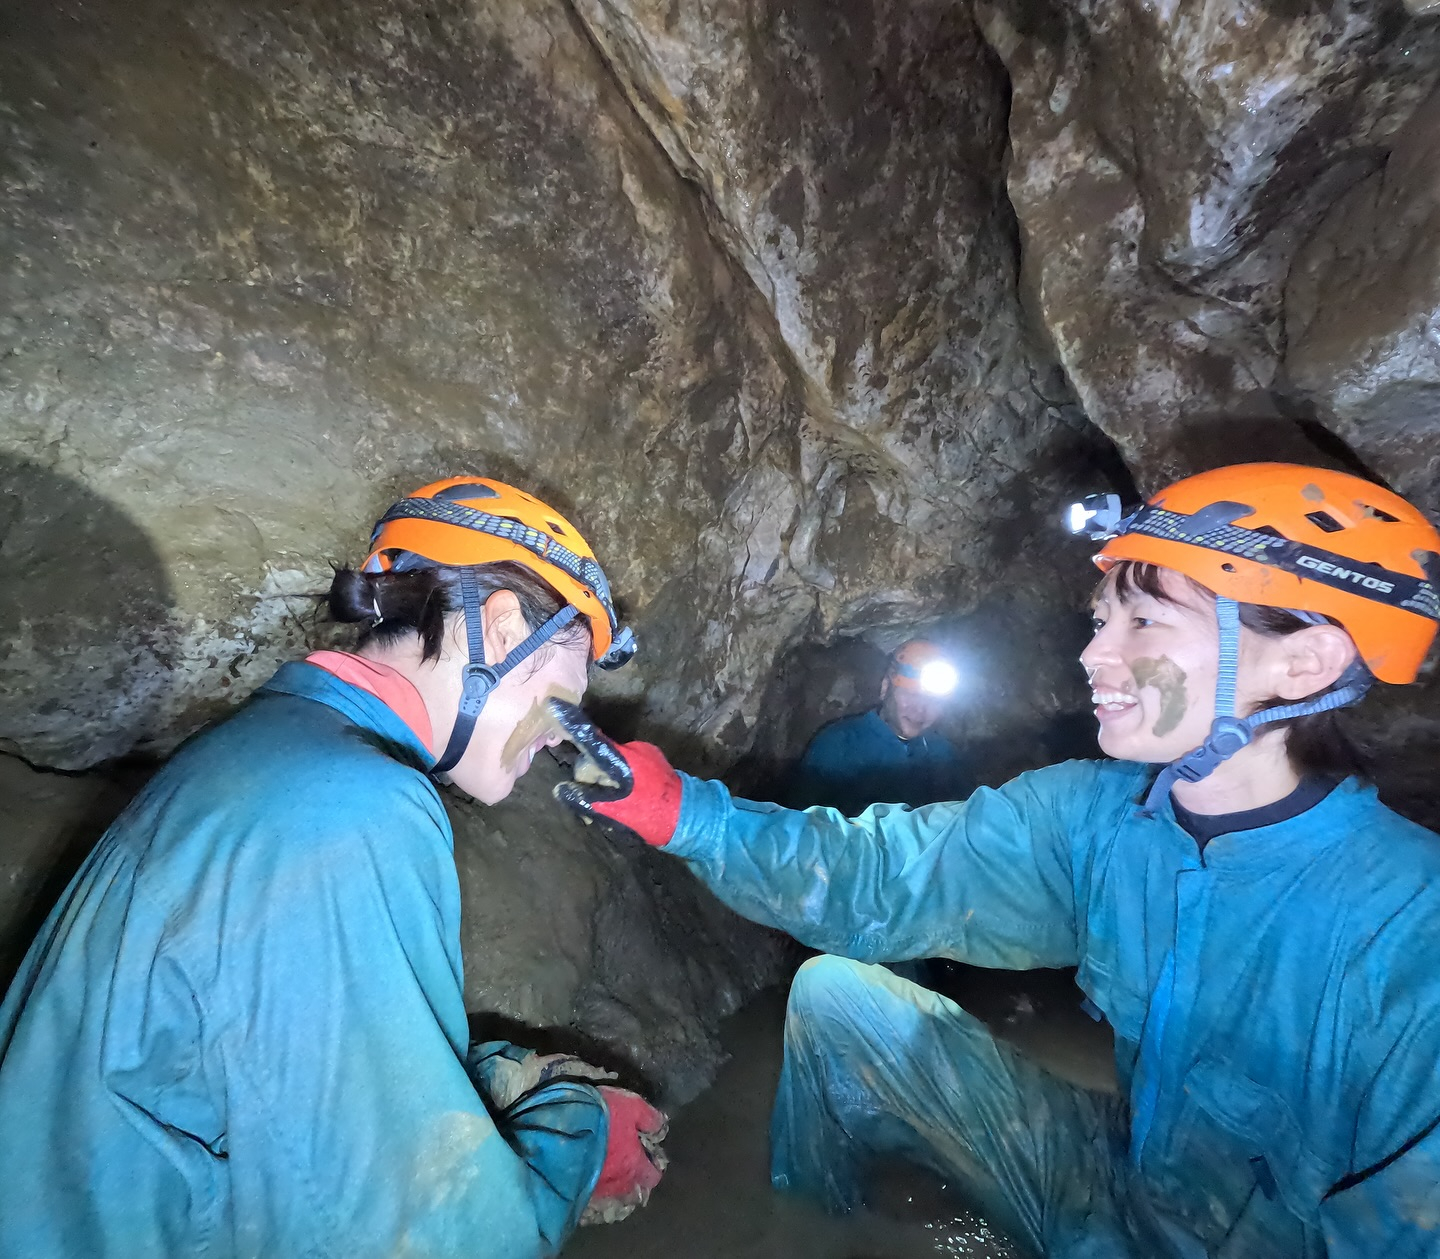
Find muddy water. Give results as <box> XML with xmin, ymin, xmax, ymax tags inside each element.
<box><xmin>568</xmin><ymin>973</ymin><xmax>1113</xmax><ymax>1259</ymax></box>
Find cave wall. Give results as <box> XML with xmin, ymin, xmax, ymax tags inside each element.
<box><xmin>3</xmin><ymin>0</ymin><xmax>1439</xmax><ymax>1092</ymax></box>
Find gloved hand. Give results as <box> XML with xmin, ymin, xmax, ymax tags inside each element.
<box><xmin>581</xmin><ymin>1086</ymin><xmax>668</xmax><ymax>1226</ymax></box>
<box><xmin>548</xmin><ymin>700</ymin><xmax>683</xmax><ymax>848</ymax></box>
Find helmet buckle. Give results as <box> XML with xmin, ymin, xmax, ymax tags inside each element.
<box><xmin>457</xmin><ymin>663</ymin><xmax>500</xmax><ymax>716</ymax></box>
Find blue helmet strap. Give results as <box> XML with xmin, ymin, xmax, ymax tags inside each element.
<box><xmin>431</xmin><ymin>569</ymin><xmax>581</xmax><ymax>777</ymax></box>
<box><xmin>1142</xmin><ymin>597</ymin><xmax>1372</xmax><ymax>815</ymax></box>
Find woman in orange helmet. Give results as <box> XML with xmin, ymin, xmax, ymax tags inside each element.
<box><xmin>553</xmin><ymin>463</ymin><xmax>1440</xmax><ymax>1257</ymax></box>
<box><xmin>0</xmin><ymin>478</ymin><xmax>662</xmax><ymax>1259</ymax></box>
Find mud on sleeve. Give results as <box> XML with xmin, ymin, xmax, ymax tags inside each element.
<box><xmin>665</xmin><ymin>762</ymin><xmax>1091</xmax><ymax>970</ymax></box>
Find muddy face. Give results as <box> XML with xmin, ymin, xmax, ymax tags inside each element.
<box><xmin>1131</xmin><ymin>656</ymin><xmax>1188</xmax><ymax>737</ymax></box>
<box><xmin>1081</xmin><ymin>568</ymin><xmax>1226</xmax><ymax>766</ymax></box>
<box><xmin>499</xmin><ymin>684</ymin><xmax>583</xmax><ymax>773</ymax></box>
<box><xmin>448</xmin><ymin>636</ymin><xmax>592</xmax><ymax>805</ymax></box>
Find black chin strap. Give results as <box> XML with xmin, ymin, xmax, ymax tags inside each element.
<box><xmin>431</xmin><ymin>569</ymin><xmax>580</xmax><ymax>777</ymax></box>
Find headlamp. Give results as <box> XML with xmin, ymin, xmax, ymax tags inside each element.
<box><xmin>917</xmin><ymin>659</ymin><xmax>959</xmax><ymax>697</ymax></box>
<box><xmin>1066</xmin><ymin>493</ymin><xmax>1126</xmax><ymax>540</ymax></box>
<box><xmin>596</xmin><ymin>625</ymin><xmax>638</xmax><ymax>671</ymax></box>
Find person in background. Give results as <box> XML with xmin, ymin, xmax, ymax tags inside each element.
<box><xmin>0</xmin><ymin>477</ymin><xmax>666</xmax><ymax>1259</ymax></box>
<box><xmin>554</xmin><ymin>463</ymin><xmax>1440</xmax><ymax>1258</ymax></box>
<box><xmin>787</xmin><ymin>639</ymin><xmax>972</xmax><ymax>816</ymax></box>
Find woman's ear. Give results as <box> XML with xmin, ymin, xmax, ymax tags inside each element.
<box><xmin>479</xmin><ymin>589</ymin><xmax>528</xmax><ymax>661</ymax></box>
<box><xmin>1272</xmin><ymin>624</ymin><xmax>1359</xmax><ymax>701</ymax></box>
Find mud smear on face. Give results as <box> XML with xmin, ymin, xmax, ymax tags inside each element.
<box><xmin>1132</xmin><ymin>656</ymin><xmax>1188</xmax><ymax>737</ymax></box>
<box><xmin>501</xmin><ymin>684</ymin><xmax>582</xmax><ymax>771</ymax></box>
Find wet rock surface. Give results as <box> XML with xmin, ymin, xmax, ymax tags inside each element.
<box><xmin>4</xmin><ymin>0</ymin><xmax>1440</xmax><ymax>1091</ymax></box>
<box><xmin>0</xmin><ymin>756</ymin><xmax>138</xmax><ymax>984</ymax></box>
<box><xmin>454</xmin><ymin>756</ymin><xmax>788</xmax><ymax>1104</ymax></box>
<box><xmin>980</xmin><ymin>0</ymin><xmax>1440</xmax><ymax>483</ymax></box>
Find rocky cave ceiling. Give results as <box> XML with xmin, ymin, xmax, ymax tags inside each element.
<box><xmin>2</xmin><ymin>0</ymin><xmax>1438</xmax><ymax>1094</ymax></box>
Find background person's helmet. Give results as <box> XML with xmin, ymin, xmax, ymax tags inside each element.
<box><xmin>1095</xmin><ymin>463</ymin><xmax>1440</xmax><ymax>684</ymax></box>
<box><xmin>888</xmin><ymin>640</ymin><xmax>959</xmax><ymax>696</ymax></box>
<box><xmin>363</xmin><ymin>476</ymin><xmax>633</xmax><ymax>668</ymax></box>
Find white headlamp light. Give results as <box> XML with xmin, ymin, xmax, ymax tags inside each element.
<box><xmin>918</xmin><ymin>659</ymin><xmax>960</xmax><ymax>697</ymax></box>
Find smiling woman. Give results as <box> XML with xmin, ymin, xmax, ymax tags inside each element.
<box><xmin>547</xmin><ymin>461</ymin><xmax>1440</xmax><ymax>1259</ymax></box>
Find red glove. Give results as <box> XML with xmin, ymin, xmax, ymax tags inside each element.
<box><xmin>585</xmin><ymin>1086</ymin><xmax>667</xmax><ymax>1222</ymax></box>
<box><xmin>548</xmin><ymin>700</ymin><xmax>683</xmax><ymax>847</ymax></box>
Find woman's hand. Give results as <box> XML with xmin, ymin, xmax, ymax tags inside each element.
<box><xmin>581</xmin><ymin>1086</ymin><xmax>668</xmax><ymax>1225</ymax></box>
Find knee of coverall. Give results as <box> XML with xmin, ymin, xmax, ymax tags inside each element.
<box><xmin>786</xmin><ymin>954</ymin><xmax>890</xmax><ymax>1029</ymax></box>
<box><xmin>785</xmin><ymin>954</ymin><xmax>993</xmax><ymax>1063</ymax></box>
<box><xmin>789</xmin><ymin>950</ymin><xmax>979</xmax><ymax>1031</ymax></box>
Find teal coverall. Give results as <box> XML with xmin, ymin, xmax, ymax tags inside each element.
<box><xmin>666</xmin><ymin>760</ymin><xmax>1440</xmax><ymax>1257</ymax></box>
<box><xmin>0</xmin><ymin>663</ymin><xmax>607</xmax><ymax>1258</ymax></box>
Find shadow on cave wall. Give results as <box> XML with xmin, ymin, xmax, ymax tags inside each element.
<box><xmin>0</xmin><ymin>454</ymin><xmax>174</xmax><ymax>985</ymax></box>
<box><xmin>1170</xmin><ymin>411</ymin><xmax>1382</xmax><ymax>483</ymax></box>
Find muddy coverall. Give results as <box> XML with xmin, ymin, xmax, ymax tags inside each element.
<box><xmin>0</xmin><ymin>663</ymin><xmax>606</xmax><ymax>1258</ymax></box>
<box><xmin>666</xmin><ymin>759</ymin><xmax>1440</xmax><ymax>1257</ymax></box>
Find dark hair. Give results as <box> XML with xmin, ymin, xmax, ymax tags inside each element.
<box><xmin>1100</xmin><ymin>560</ymin><xmax>1370</xmax><ymax>782</ymax></box>
<box><xmin>328</xmin><ymin>560</ymin><xmax>590</xmax><ymax>664</ymax></box>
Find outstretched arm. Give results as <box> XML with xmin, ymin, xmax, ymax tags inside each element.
<box><xmin>550</xmin><ymin>699</ymin><xmax>1094</xmax><ymax>970</ymax></box>
<box><xmin>667</xmin><ymin>770</ymin><xmax>1085</xmax><ymax>969</ymax></box>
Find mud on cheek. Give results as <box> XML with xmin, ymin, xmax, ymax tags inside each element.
<box><xmin>1132</xmin><ymin>656</ymin><xmax>1189</xmax><ymax>738</ymax></box>
<box><xmin>499</xmin><ymin>684</ymin><xmax>583</xmax><ymax>771</ymax></box>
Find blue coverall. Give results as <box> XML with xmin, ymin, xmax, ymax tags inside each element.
<box><xmin>789</xmin><ymin>708</ymin><xmax>967</xmax><ymax>815</ymax></box>
<box><xmin>667</xmin><ymin>759</ymin><xmax>1440</xmax><ymax>1257</ymax></box>
<box><xmin>0</xmin><ymin>663</ymin><xmax>607</xmax><ymax>1258</ymax></box>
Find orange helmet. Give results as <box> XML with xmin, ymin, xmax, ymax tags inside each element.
<box><xmin>363</xmin><ymin>476</ymin><xmax>632</xmax><ymax>667</ymax></box>
<box><xmin>889</xmin><ymin>640</ymin><xmax>959</xmax><ymax>695</ymax></box>
<box><xmin>1095</xmin><ymin>463</ymin><xmax>1440</xmax><ymax>684</ymax></box>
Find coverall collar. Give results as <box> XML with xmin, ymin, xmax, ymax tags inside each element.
<box><xmin>259</xmin><ymin>660</ymin><xmax>435</xmax><ymax>771</ymax></box>
<box><xmin>1139</xmin><ymin>775</ymin><xmax>1376</xmax><ymax>874</ymax></box>
<box><xmin>870</xmin><ymin>706</ymin><xmax>933</xmax><ymax>745</ymax></box>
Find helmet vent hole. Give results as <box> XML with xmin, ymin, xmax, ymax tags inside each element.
<box><xmin>547</xmin><ymin>519</ymin><xmax>568</xmax><ymax>535</ymax></box>
<box><xmin>1222</xmin><ymin>563</ymin><xmax>1237</xmax><ymax>573</ymax></box>
<box><xmin>1305</xmin><ymin>510</ymin><xmax>1344</xmax><ymax>533</ymax></box>
<box><xmin>1362</xmin><ymin>504</ymin><xmax>1400</xmax><ymax>523</ymax></box>
<box><xmin>435</xmin><ymin>483</ymin><xmax>498</xmax><ymax>502</ymax></box>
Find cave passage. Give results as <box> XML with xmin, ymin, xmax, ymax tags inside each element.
<box><xmin>3</xmin><ymin>0</ymin><xmax>1440</xmax><ymax>1256</ymax></box>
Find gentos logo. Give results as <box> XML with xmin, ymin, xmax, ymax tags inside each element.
<box><xmin>1296</xmin><ymin>555</ymin><xmax>1395</xmax><ymax>593</ymax></box>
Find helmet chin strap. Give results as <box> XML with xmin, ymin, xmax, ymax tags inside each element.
<box><xmin>431</xmin><ymin>569</ymin><xmax>580</xmax><ymax>778</ymax></box>
<box><xmin>1141</xmin><ymin>597</ymin><xmax>1372</xmax><ymax>815</ymax></box>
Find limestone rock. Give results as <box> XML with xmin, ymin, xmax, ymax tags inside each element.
<box><xmin>451</xmin><ymin>756</ymin><xmax>789</xmax><ymax>1103</ymax></box>
<box><xmin>0</xmin><ymin>0</ymin><xmax>797</xmax><ymax>769</ymax></box>
<box><xmin>0</xmin><ymin>0</ymin><xmax>1114</xmax><ymax>783</ymax></box>
<box><xmin>979</xmin><ymin>0</ymin><xmax>1440</xmax><ymax>484</ymax></box>
<box><xmin>1286</xmin><ymin>88</ymin><xmax>1440</xmax><ymax>517</ymax></box>
<box><xmin>565</xmin><ymin>0</ymin><xmax>1122</xmax><ymax>759</ymax></box>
